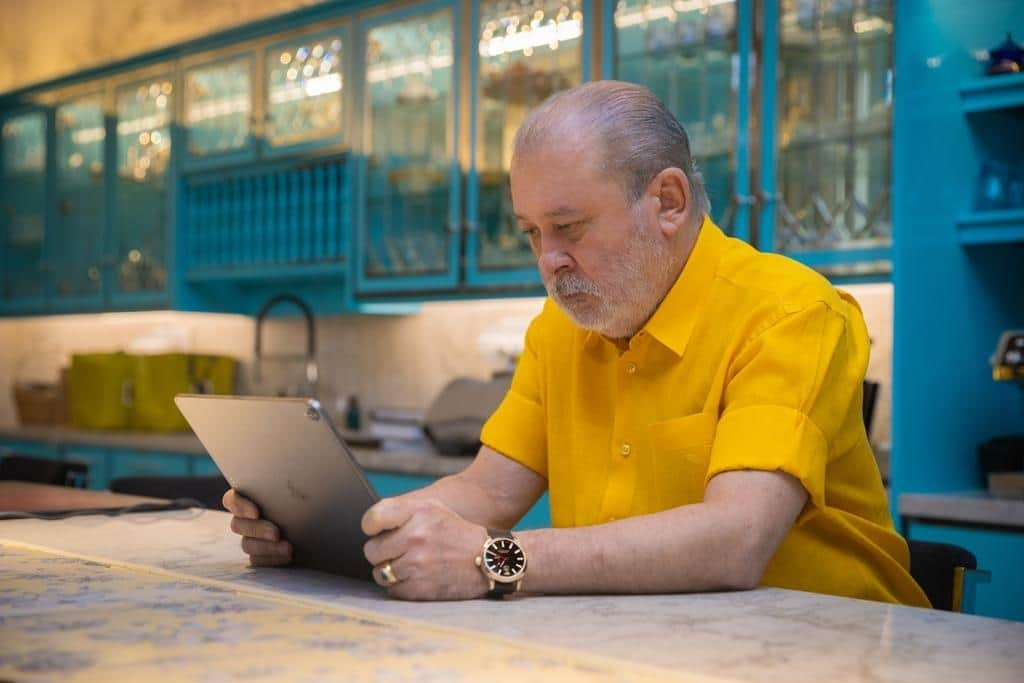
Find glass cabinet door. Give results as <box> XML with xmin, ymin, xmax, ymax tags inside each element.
<box><xmin>263</xmin><ymin>28</ymin><xmax>346</xmax><ymax>154</ymax></box>
<box><xmin>113</xmin><ymin>74</ymin><xmax>173</xmax><ymax>300</ymax></box>
<box><xmin>466</xmin><ymin>0</ymin><xmax>587</xmax><ymax>287</ymax></box>
<box><xmin>183</xmin><ymin>53</ymin><xmax>255</xmax><ymax>167</ymax></box>
<box><xmin>52</xmin><ymin>93</ymin><xmax>105</xmax><ymax>307</ymax></box>
<box><xmin>0</xmin><ymin>110</ymin><xmax>47</xmax><ymax>308</ymax></box>
<box><xmin>613</xmin><ymin>0</ymin><xmax>744</xmax><ymax>234</ymax></box>
<box><xmin>765</xmin><ymin>0</ymin><xmax>893</xmax><ymax>274</ymax></box>
<box><xmin>356</xmin><ymin>0</ymin><xmax>459</xmax><ymax>292</ymax></box>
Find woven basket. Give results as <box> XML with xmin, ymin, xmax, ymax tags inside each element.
<box><xmin>13</xmin><ymin>381</ymin><xmax>65</xmax><ymax>426</ymax></box>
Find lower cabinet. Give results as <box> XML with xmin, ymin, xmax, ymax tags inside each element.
<box><xmin>907</xmin><ymin>521</ymin><xmax>1024</xmax><ymax>622</ymax></box>
<box><xmin>108</xmin><ymin>450</ymin><xmax>192</xmax><ymax>482</ymax></box>
<box><xmin>62</xmin><ymin>446</ymin><xmax>112</xmax><ymax>490</ymax></box>
<box><xmin>0</xmin><ymin>439</ymin><xmax>60</xmax><ymax>460</ymax></box>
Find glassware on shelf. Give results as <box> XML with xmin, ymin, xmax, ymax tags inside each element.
<box><xmin>776</xmin><ymin>0</ymin><xmax>894</xmax><ymax>253</ymax></box>
<box><xmin>115</xmin><ymin>76</ymin><xmax>173</xmax><ymax>294</ymax></box>
<box><xmin>55</xmin><ymin>94</ymin><xmax>106</xmax><ymax>298</ymax></box>
<box><xmin>265</xmin><ymin>34</ymin><xmax>344</xmax><ymax>147</ymax></box>
<box><xmin>363</xmin><ymin>9</ymin><xmax>454</xmax><ymax>278</ymax></box>
<box><xmin>614</xmin><ymin>0</ymin><xmax>736</xmax><ymax>231</ymax></box>
<box><xmin>185</xmin><ymin>56</ymin><xmax>253</xmax><ymax>157</ymax></box>
<box><xmin>476</xmin><ymin>0</ymin><xmax>585</xmax><ymax>272</ymax></box>
<box><xmin>1</xmin><ymin>111</ymin><xmax>47</xmax><ymax>301</ymax></box>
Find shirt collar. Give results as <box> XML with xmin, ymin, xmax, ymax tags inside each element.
<box><xmin>583</xmin><ymin>215</ymin><xmax>728</xmax><ymax>357</ymax></box>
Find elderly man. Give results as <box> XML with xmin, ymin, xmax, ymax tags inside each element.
<box><xmin>225</xmin><ymin>81</ymin><xmax>929</xmax><ymax>606</ymax></box>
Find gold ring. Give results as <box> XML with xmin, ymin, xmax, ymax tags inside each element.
<box><xmin>380</xmin><ymin>562</ymin><xmax>398</xmax><ymax>586</ymax></box>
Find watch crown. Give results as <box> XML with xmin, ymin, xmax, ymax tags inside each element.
<box><xmin>474</xmin><ymin>555</ymin><xmax>482</xmax><ymax>567</ymax></box>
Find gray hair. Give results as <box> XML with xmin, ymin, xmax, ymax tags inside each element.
<box><xmin>512</xmin><ymin>80</ymin><xmax>711</xmax><ymax>217</ymax></box>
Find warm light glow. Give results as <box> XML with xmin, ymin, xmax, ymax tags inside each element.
<box><xmin>479</xmin><ymin>19</ymin><xmax>581</xmax><ymax>58</ymax></box>
<box><xmin>366</xmin><ymin>55</ymin><xmax>453</xmax><ymax>83</ymax></box>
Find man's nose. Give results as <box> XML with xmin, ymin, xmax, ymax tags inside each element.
<box><xmin>537</xmin><ymin>244</ymin><xmax>573</xmax><ymax>280</ymax></box>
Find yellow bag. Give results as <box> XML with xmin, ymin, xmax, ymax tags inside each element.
<box><xmin>68</xmin><ymin>353</ymin><xmax>133</xmax><ymax>430</ymax></box>
<box><xmin>129</xmin><ymin>354</ymin><xmax>236</xmax><ymax>432</ymax></box>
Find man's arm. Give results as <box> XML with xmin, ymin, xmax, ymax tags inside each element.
<box><xmin>361</xmin><ymin>464</ymin><xmax>807</xmax><ymax>599</ymax></box>
<box><xmin>517</xmin><ymin>469</ymin><xmax>807</xmax><ymax>594</ymax></box>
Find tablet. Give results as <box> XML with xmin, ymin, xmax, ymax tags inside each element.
<box><xmin>174</xmin><ymin>394</ymin><xmax>379</xmax><ymax>580</ymax></box>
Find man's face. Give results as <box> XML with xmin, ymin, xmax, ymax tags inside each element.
<box><xmin>510</xmin><ymin>145</ymin><xmax>672</xmax><ymax>339</ymax></box>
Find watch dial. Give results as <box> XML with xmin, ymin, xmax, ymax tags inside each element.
<box><xmin>483</xmin><ymin>538</ymin><xmax>525</xmax><ymax>579</ymax></box>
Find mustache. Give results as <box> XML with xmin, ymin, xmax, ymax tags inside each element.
<box><xmin>552</xmin><ymin>272</ymin><xmax>600</xmax><ymax>297</ymax></box>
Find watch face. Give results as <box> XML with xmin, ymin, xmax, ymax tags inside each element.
<box><xmin>483</xmin><ymin>537</ymin><xmax>526</xmax><ymax>582</ymax></box>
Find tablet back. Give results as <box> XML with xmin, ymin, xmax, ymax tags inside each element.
<box><xmin>174</xmin><ymin>394</ymin><xmax>378</xmax><ymax>580</ymax></box>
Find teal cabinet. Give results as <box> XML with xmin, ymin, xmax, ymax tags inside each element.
<box><xmin>182</xmin><ymin>50</ymin><xmax>258</xmax><ymax>170</ymax></box>
<box><xmin>189</xmin><ymin>454</ymin><xmax>222</xmax><ymax>477</ymax></box>
<box><xmin>62</xmin><ymin>445</ymin><xmax>112</xmax><ymax>490</ymax></box>
<box><xmin>612</xmin><ymin>0</ymin><xmax>748</xmax><ymax>238</ymax></box>
<box><xmin>0</xmin><ymin>438</ymin><xmax>60</xmax><ymax>460</ymax></box>
<box><xmin>907</xmin><ymin>522</ymin><xmax>1024</xmax><ymax>621</ymax></box>
<box><xmin>608</xmin><ymin>0</ymin><xmax>894</xmax><ymax>279</ymax></box>
<box><xmin>463</xmin><ymin>0</ymin><xmax>590</xmax><ymax>288</ymax></box>
<box><xmin>355</xmin><ymin>0</ymin><xmax>462</xmax><ymax>294</ymax></box>
<box><xmin>108</xmin><ymin>449</ymin><xmax>191</xmax><ymax>481</ymax></box>
<box><xmin>262</xmin><ymin>26</ymin><xmax>348</xmax><ymax>157</ymax></box>
<box><xmin>50</xmin><ymin>92</ymin><xmax>107</xmax><ymax>312</ymax></box>
<box><xmin>111</xmin><ymin>70</ymin><xmax>174</xmax><ymax>308</ymax></box>
<box><xmin>0</xmin><ymin>109</ymin><xmax>49</xmax><ymax>313</ymax></box>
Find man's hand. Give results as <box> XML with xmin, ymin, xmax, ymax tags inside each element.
<box><xmin>362</xmin><ymin>496</ymin><xmax>490</xmax><ymax>601</ymax></box>
<box><xmin>223</xmin><ymin>489</ymin><xmax>293</xmax><ymax>567</ymax></box>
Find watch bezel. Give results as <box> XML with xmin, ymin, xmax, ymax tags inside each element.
<box><xmin>479</xmin><ymin>533</ymin><xmax>527</xmax><ymax>584</ymax></box>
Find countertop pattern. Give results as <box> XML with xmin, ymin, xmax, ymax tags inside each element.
<box><xmin>0</xmin><ymin>425</ymin><xmax>469</xmax><ymax>478</ymax></box>
<box><xmin>2</xmin><ymin>510</ymin><xmax>1023</xmax><ymax>682</ymax></box>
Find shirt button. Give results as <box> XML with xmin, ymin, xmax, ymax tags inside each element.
<box><xmin>626</xmin><ymin>362</ymin><xmax>638</xmax><ymax>374</ymax></box>
<box><xmin>620</xmin><ymin>443</ymin><xmax>631</xmax><ymax>457</ymax></box>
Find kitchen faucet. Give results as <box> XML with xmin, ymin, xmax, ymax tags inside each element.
<box><xmin>252</xmin><ymin>293</ymin><xmax>319</xmax><ymax>397</ymax></box>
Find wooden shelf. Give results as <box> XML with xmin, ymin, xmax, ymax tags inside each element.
<box><xmin>956</xmin><ymin>209</ymin><xmax>1024</xmax><ymax>244</ymax></box>
<box><xmin>960</xmin><ymin>73</ymin><xmax>1024</xmax><ymax>114</ymax></box>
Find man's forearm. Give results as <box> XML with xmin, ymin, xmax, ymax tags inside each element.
<box><xmin>516</xmin><ymin>467</ymin><xmax>808</xmax><ymax>596</ymax></box>
<box><xmin>517</xmin><ymin>501</ymin><xmax>765</xmax><ymax>594</ymax></box>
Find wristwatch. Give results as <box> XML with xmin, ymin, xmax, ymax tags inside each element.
<box><xmin>474</xmin><ymin>528</ymin><xmax>527</xmax><ymax>599</ymax></box>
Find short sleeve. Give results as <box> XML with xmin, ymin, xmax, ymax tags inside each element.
<box><xmin>480</xmin><ymin>312</ymin><xmax>548</xmax><ymax>478</ymax></box>
<box><xmin>706</xmin><ymin>301</ymin><xmax>867</xmax><ymax>522</ymax></box>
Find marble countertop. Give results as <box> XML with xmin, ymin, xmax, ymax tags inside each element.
<box><xmin>899</xmin><ymin>490</ymin><xmax>1024</xmax><ymax>529</ymax></box>
<box><xmin>2</xmin><ymin>510</ymin><xmax>1023</xmax><ymax>682</ymax></box>
<box><xmin>0</xmin><ymin>425</ymin><xmax>469</xmax><ymax>478</ymax></box>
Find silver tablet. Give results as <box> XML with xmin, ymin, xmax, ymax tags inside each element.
<box><xmin>174</xmin><ymin>394</ymin><xmax>379</xmax><ymax>580</ymax></box>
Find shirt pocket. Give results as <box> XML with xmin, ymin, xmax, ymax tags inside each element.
<box><xmin>647</xmin><ymin>412</ymin><xmax>717</xmax><ymax>509</ymax></box>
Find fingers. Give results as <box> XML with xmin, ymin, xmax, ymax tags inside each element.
<box><xmin>223</xmin><ymin>489</ymin><xmax>259</xmax><ymax>519</ymax></box>
<box><xmin>241</xmin><ymin>536</ymin><xmax>292</xmax><ymax>563</ymax></box>
<box><xmin>230</xmin><ymin>515</ymin><xmax>280</xmax><ymax>542</ymax></box>
<box><xmin>363</xmin><ymin>528</ymin><xmax>403</xmax><ymax>567</ymax></box>
<box><xmin>361</xmin><ymin>497</ymin><xmax>415</xmax><ymax>537</ymax></box>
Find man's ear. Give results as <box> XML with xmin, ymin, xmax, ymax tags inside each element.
<box><xmin>648</xmin><ymin>167</ymin><xmax>692</xmax><ymax>238</ymax></box>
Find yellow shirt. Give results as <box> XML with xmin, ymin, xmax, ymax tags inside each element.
<box><xmin>481</xmin><ymin>218</ymin><xmax>929</xmax><ymax>607</ymax></box>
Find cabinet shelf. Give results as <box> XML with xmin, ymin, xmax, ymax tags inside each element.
<box><xmin>185</xmin><ymin>261</ymin><xmax>347</xmax><ymax>285</ymax></box>
<box><xmin>956</xmin><ymin>209</ymin><xmax>1024</xmax><ymax>245</ymax></box>
<box><xmin>960</xmin><ymin>73</ymin><xmax>1024</xmax><ymax>114</ymax></box>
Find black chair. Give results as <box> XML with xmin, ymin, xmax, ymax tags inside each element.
<box><xmin>907</xmin><ymin>540</ymin><xmax>989</xmax><ymax>612</ymax></box>
<box><xmin>109</xmin><ymin>474</ymin><xmax>230</xmax><ymax>511</ymax></box>
<box><xmin>0</xmin><ymin>453</ymin><xmax>88</xmax><ymax>487</ymax></box>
